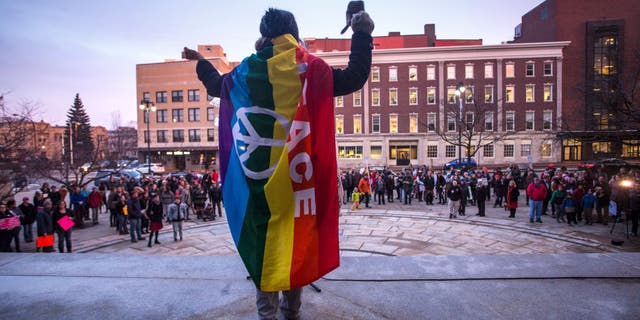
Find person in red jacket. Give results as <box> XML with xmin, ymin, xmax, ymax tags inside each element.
<box><xmin>87</xmin><ymin>187</ymin><xmax>102</xmax><ymax>225</ymax></box>
<box><xmin>527</xmin><ymin>178</ymin><xmax>548</xmax><ymax>223</ymax></box>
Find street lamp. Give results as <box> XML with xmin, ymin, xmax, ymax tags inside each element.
<box><xmin>139</xmin><ymin>99</ymin><xmax>156</xmax><ymax>173</ymax></box>
<box><xmin>455</xmin><ymin>82</ymin><xmax>465</xmax><ymax>171</ymax></box>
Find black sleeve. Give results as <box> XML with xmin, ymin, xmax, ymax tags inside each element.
<box><xmin>196</xmin><ymin>59</ymin><xmax>224</xmax><ymax>98</ymax></box>
<box><xmin>332</xmin><ymin>32</ymin><xmax>373</xmax><ymax>97</ymax></box>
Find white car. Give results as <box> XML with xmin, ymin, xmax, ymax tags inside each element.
<box><xmin>136</xmin><ymin>163</ymin><xmax>165</xmax><ymax>174</ymax></box>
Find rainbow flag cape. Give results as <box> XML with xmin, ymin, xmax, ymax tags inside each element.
<box><xmin>218</xmin><ymin>34</ymin><xmax>340</xmax><ymax>291</ymax></box>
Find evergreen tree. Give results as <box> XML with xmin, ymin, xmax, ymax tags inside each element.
<box><xmin>64</xmin><ymin>93</ymin><xmax>94</xmax><ymax>166</ymax></box>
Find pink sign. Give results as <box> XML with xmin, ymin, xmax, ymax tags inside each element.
<box><xmin>57</xmin><ymin>215</ymin><xmax>75</xmax><ymax>231</ymax></box>
<box><xmin>0</xmin><ymin>216</ymin><xmax>20</xmax><ymax>230</ymax></box>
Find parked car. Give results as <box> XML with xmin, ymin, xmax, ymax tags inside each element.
<box><xmin>443</xmin><ymin>158</ymin><xmax>477</xmax><ymax>170</ymax></box>
<box><xmin>136</xmin><ymin>162</ymin><xmax>165</xmax><ymax>174</ymax></box>
<box><xmin>120</xmin><ymin>169</ymin><xmax>142</xmax><ymax>184</ymax></box>
<box><xmin>578</xmin><ymin>158</ymin><xmax>639</xmax><ymax>175</ymax></box>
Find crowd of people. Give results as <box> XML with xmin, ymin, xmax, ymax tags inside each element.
<box><xmin>340</xmin><ymin>163</ymin><xmax>640</xmax><ymax>235</ymax></box>
<box><xmin>0</xmin><ymin>169</ymin><xmax>225</xmax><ymax>253</ymax></box>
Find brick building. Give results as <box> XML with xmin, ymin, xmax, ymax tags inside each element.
<box><xmin>511</xmin><ymin>0</ymin><xmax>640</xmax><ymax>161</ymax></box>
<box><xmin>136</xmin><ymin>45</ymin><xmax>238</xmax><ymax>172</ymax></box>
<box><xmin>311</xmin><ymin>26</ymin><xmax>568</xmax><ymax>169</ymax></box>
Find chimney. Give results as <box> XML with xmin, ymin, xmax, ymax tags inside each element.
<box><xmin>424</xmin><ymin>24</ymin><xmax>436</xmax><ymax>47</ymax></box>
<box><xmin>388</xmin><ymin>31</ymin><xmax>401</xmax><ymax>36</ymax></box>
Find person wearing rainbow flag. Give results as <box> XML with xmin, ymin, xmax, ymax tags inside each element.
<box><xmin>184</xmin><ymin>5</ymin><xmax>374</xmax><ymax>320</ymax></box>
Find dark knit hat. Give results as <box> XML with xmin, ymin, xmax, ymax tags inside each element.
<box><xmin>259</xmin><ymin>8</ymin><xmax>299</xmax><ymax>40</ymax></box>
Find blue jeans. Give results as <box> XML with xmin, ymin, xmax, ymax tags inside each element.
<box><xmin>129</xmin><ymin>218</ymin><xmax>142</xmax><ymax>241</ymax></box>
<box><xmin>23</xmin><ymin>223</ymin><xmax>34</xmax><ymax>242</ymax></box>
<box><xmin>529</xmin><ymin>200</ymin><xmax>543</xmax><ymax>220</ymax></box>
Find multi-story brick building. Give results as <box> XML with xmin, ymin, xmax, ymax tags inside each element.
<box><xmin>310</xmin><ymin>26</ymin><xmax>568</xmax><ymax>169</ymax></box>
<box><xmin>136</xmin><ymin>45</ymin><xmax>237</xmax><ymax>172</ymax></box>
<box><xmin>511</xmin><ymin>0</ymin><xmax>640</xmax><ymax>161</ymax></box>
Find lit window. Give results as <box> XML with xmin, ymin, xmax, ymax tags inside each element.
<box><xmin>465</xmin><ymin>86</ymin><xmax>474</xmax><ymax>104</ymax></box>
<box><xmin>427</xmin><ymin>145</ymin><xmax>438</xmax><ymax>158</ymax></box>
<box><xmin>526</xmin><ymin>111</ymin><xmax>535</xmax><ymax>130</ymax></box>
<box><xmin>389</xmin><ymin>114</ymin><xmax>398</xmax><ymax>133</ymax></box>
<box><xmin>427</xmin><ymin>113</ymin><xmax>436</xmax><ymax>132</ymax></box>
<box><xmin>541</xmin><ymin>143</ymin><xmax>551</xmax><ymax>157</ymax></box>
<box><xmin>427</xmin><ymin>65</ymin><xmax>436</xmax><ymax>80</ymax></box>
<box><xmin>505</xmin><ymin>63</ymin><xmax>515</xmax><ymax>78</ymax></box>
<box><xmin>521</xmin><ymin>144</ymin><xmax>532</xmax><ymax>157</ymax></box>
<box><xmin>335</xmin><ymin>115</ymin><xmax>344</xmax><ymax>134</ymax></box>
<box><xmin>506</xmin><ymin>85</ymin><xmax>515</xmax><ymax>103</ymax></box>
<box><xmin>447</xmin><ymin>87</ymin><xmax>456</xmax><ymax>104</ymax></box>
<box><xmin>465</xmin><ymin>65</ymin><xmax>474</xmax><ymax>79</ymax></box>
<box><xmin>485</xmin><ymin>112</ymin><xmax>494</xmax><ymax>131</ymax></box>
<box><xmin>526</xmin><ymin>62</ymin><xmax>535</xmax><ymax>77</ymax></box>
<box><xmin>484</xmin><ymin>86</ymin><xmax>493</xmax><ymax>103</ymax></box>
<box><xmin>338</xmin><ymin>146</ymin><xmax>363</xmax><ymax>159</ymax></box>
<box><xmin>389</xmin><ymin>67</ymin><xmax>397</xmax><ymax>81</ymax></box>
<box><xmin>353</xmin><ymin>90</ymin><xmax>362</xmax><ymax>107</ymax></box>
<box><xmin>409</xmin><ymin>66</ymin><xmax>418</xmax><ymax>81</ymax></box>
<box><xmin>372</xmin><ymin>67</ymin><xmax>380</xmax><ymax>82</ymax></box>
<box><xmin>544</xmin><ymin>84</ymin><xmax>553</xmax><ymax>101</ymax></box>
<box><xmin>543</xmin><ymin>111</ymin><xmax>552</xmax><ymax>130</ymax></box>
<box><xmin>484</xmin><ymin>64</ymin><xmax>493</xmax><ymax>78</ymax></box>
<box><xmin>526</xmin><ymin>85</ymin><xmax>535</xmax><ymax>102</ymax></box>
<box><xmin>622</xmin><ymin>140</ymin><xmax>640</xmax><ymax>158</ymax></box>
<box><xmin>371</xmin><ymin>89</ymin><xmax>380</xmax><ymax>106</ymax></box>
<box><xmin>506</xmin><ymin>112</ymin><xmax>515</xmax><ymax>131</ymax></box>
<box><xmin>544</xmin><ymin>62</ymin><xmax>553</xmax><ymax>76</ymax></box>
<box><xmin>370</xmin><ymin>146</ymin><xmax>382</xmax><ymax>159</ymax></box>
<box><xmin>389</xmin><ymin>88</ymin><xmax>398</xmax><ymax>106</ymax></box>
<box><xmin>447</xmin><ymin>65</ymin><xmax>456</xmax><ymax>79</ymax></box>
<box><xmin>335</xmin><ymin>96</ymin><xmax>344</xmax><ymax>107</ymax></box>
<box><xmin>353</xmin><ymin>114</ymin><xmax>362</xmax><ymax>134</ymax></box>
<box><xmin>445</xmin><ymin>145</ymin><xmax>456</xmax><ymax>158</ymax></box>
<box><xmin>427</xmin><ymin>87</ymin><xmax>436</xmax><ymax>104</ymax></box>
<box><xmin>409</xmin><ymin>114</ymin><xmax>418</xmax><ymax>133</ymax></box>
<box><xmin>504</xmin><ymin>144</ymin><xmax>514</xmax><ymax>157</ymax></box>
<box><xmin>409</xmin><ymin>88</ymin><xmax>418</xmax><ymax>105</ymax></box>
<box><xmin>483</xmin><ymin>144</ymin><xmax>494</xmax><ymax>157</ymax></box>
<box><xmin>372</xmin><ymin>114</ymin><xmax>380</xmax><ymax>133</ymax></box>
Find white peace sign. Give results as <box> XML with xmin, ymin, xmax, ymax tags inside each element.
<box><xmin>232</xmin><ymin>106</ymin><xmax>291</xmax><ymax>180</ymax></box>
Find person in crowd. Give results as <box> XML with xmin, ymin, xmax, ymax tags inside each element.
<box><xmin>526</xmin><ymin>178</ymin><xmax>547</xmax><ymax>223</ymax></box>
<box><xmin>160</xmin><ymin>185</ymin><xmax>175</xmax><ymax>223</ymax></box>
<box><xmin>126</xmin><ymin>190</ymin><xmax>145</xmax><ymax>243</ymax></box>
<box><xmin>107</xmin><ymin>186</ymin><xmax>121</xmax><ymax>227</ymax></box>
<box><xmin>475</xmin><ymin>179</ymin><xmax>488</xmax><ymax>217</ymax></box>
<box><xmin>209</xmin><ymin>181</ymin><xmax>223</xmax><ymax>217</ymax></box>
<box><xmin>350</xmin><ymin>187</ymin><xmax>361</xmax><ymax>210</ymax></box>
<box><xmin>375</xmin><ymin>175</ymin><xmax>385</xmax><ymax>205</ymax></box>
<box><xmin>52</xmin><ymin>200</ymin><xmax>73</xmax><ymax>253</ymax></box>
<box><xmin>191</xmin><ymin>183</ymin><xmax>208</xmax><ymax>219</ymax></box>
<box><xmin>5</xmin><ymin>199</ymin><xmax>22</xmax><ymax>252</ymax></box>
<box><xmin>551</xmin><ymin>184</ymin><xmax>567</xmax><ymax>223</ymax></box>
<box><xmin>562</xmin><ymin>191</ymin><xmax>577</xmax><ymax>226</ymax></box>
<box><xmin>505</xmin><ymin>180</ymin><xmax>520</xmax><ymax>218</ymax></box>
<box><xmin>358</xmin><ymin>173</ymin><xmax>371</xmax><ymax>208</ymax></box>
<box><xmin>87</xmin><ymin>187</ymin><xmax>102</xmax><ymax>225</ymax></box>
<box><xmin>49</xmin><ymin>185</ymin><xmax>61</xmax><ymax>208</ymax></box>
<box><xmin>447</xmin><ymin>180</ymin><xmax>462</xmax><ymax>219</ymax></box>
<box><xmin>628</xmin><ymin>181</ymin><xmax>640</xmax><ymax>237</ymax></box>
<box><xmin>0</xmin><ymin>202</ymin><xmax>13</xmax><ymax>252</ymax></box>
<box><xmin>493</xmin><ymin>172</ymin><xmax>506</xmax><ymax>208</ymax></box>
<box><xmin>115</xmin><ymin>195</ymin><xmax>128</xmax><ymax>235</ymax></box>
<box><xmin>167</xmin><ymin>196</ymin><xmax>187</xmax><ymax>241</ymax></box>
<box><xmin>36</xmin><ymin>200</ymin><xmax>54</xmax><ymax>252</ymax></box>
<box><xmin>147</xmin><ymin>194</ymin><xmax>163</xmax><ymax>247</ymax></box>
<box><xmin>385</xmin><ymin>173</ymin><xmax>395</xmax><ymax>203</ymax></box>
<box><xmin>140</xmin><ymin>190</ymin><xmax>150</xmax><ymax>234</ymax></box>
<box><xmin>458</xmin><ymin>179</ymin><xmax>468</xmax><ymax>216</ymax></box>
<box><xmin>402</xmin><ymin>169</ymin><xmax>413</xmax><ymax>205</ymax></box>
<box><xmin>33</xmin><ymin>191</ymin><xmax>45</xmax><ymax>208</ymax></box>
<box><xmin>581</xmin><ymin>188</ymin><xmax>597</xmax><ymax>225</ymax></box>
<box><xmin>18</xmin><ymin>196</ymin><xmax>37</xmax><ymax>243</ymax></box>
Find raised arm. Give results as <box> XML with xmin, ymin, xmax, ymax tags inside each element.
<box><xmin>332</xmin><ymin>11</ymin><xmax>374</xmax><ymax>97</ymax></box>
<box><xmin>184</xmin><ymin>47</ymin><xmax>224</xmax><ymax>98</ymax></box>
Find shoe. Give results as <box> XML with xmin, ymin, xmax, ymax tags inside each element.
<box><xmin>147</xmin><ymin>244</ymin><xmax>152</xmax><ymax>248</ymax></box>
<box><xmin>138</xmin><ymin>237</ymin><xmax>145</xmax><ymax>240</ymax></box>
<box><xmin>530</xmin><ymin>218</ymin><xmax>534</xmax><ymax>223</ymax></box>
<box><xmin>449</xmin><ymin>214</ymin><xmax>453</xmax><ymax>219</ymax></box>
<box><xmin>174</xmin><ymin>238</ymin><xmax>178</xmax><ymax>242</ymax></box>
<box><xmin>508</xmin><ymin>215</ymin><xmax>515</xmax><ymax>218</ymax></box>
<box><xmin>155</xmin><ymin>240</ymin><xmax>161</xmax><ymax>244</ymax></box>
<box><xmin>131</xmin><ymin>240</ymin><xmax>137</xmax><ymax>243</ymax></box>
<box><xmin>536</xmin><ymin>219</ymin><xmax>542</xmax><ymax>223</ymax></box>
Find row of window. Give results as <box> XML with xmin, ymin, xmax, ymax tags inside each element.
<box><xmin>371</xmin><ymin>61</ymin><xmax>554</xmax><ymax>82</ymax></box>
<box><xmin>336</xmin><ymin>84</ymin><xmax>554</xmax><ymax>107</ymax></box>
<box><xmin>335</xmin><ymin>110</ymin><xmax>554</xmax><ymax>134</ymax></box>
<box><xmin>144</xmin><ymin>107</ymin><xmax>216</xmax><ymax>123</ymax></box>
<box><xmin>143</xmin><ymin>89</ymin><xmax>209</xmax><ymax>104</ymax></box>
<box><xmin>338</xmin><ymin>143</ymin><xmax>552</xmax><ymax>160</ymax></box>
<box><xmin>143</xmin><ymin>129</ymin><xmax>216</xmax><ymax>143</ymax></box>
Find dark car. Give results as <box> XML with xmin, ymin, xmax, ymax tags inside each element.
<box><xmin>443</xmin><ymin>158</ymin><xmax>477</xmax><ymax>170</ymax></box>
<box><xmin>166</xmin><ymin>171</ymin><xmax>196</xmax><ymax>184</ymax></box>
<box><xmin>579</xmin><ymin>158</ymin><xmax>638</xmax><ymax>176</ymax></box>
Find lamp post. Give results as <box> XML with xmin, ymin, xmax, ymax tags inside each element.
<box><xmin>455</xmin><ymin>82</ymin><xmax>466</xmax><ymax>171</ymax></box>
<box><xmin>139</xmin><ymin>99</ymin><xmax>156</xmax><ymax>173</ymax></box>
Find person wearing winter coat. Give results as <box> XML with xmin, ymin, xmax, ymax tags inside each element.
<box><xmin>87</xmin><ymin>187</ymin><xmax>102</xmax><ymax>225</ymax></box>
<box><xmin>581</xmin><ymin>189</ymin><xmax>597</xmax><ymax>225</ymax></box>
<box><xmin>505</xmin><ymin>180</ymin><xmax>520</xmax><ymax>218</ymax></box>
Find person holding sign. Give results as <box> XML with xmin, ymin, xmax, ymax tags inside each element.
<box><xmin>53</xmin><ymin>201</ymin><xmax>73</xmax><ymax>253</ymax></box>
<box><xmin>36</xmin><ymin>200</ymin><xmax>55</xmax><ymax>252</ymax></box>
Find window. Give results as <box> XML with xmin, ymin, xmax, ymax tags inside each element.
<box><xmin>143</xmin><ymin>130</ymin><xmax>150</xmax><ymax>143</ymax></box>
<box><xmin>544</xmin><ymin>84</ymin><xmax>553</xmax><ymax>101</ymax></box>
<box><xmin>172</xmin><ymin>109</ymin><xmax>184</xmax><ymax>122</ymax></box>
<box><xmin>188</xmin><ymin>89</ymin><xmax>200</xmax><ymax>102</ymax></box>
<box><xmin>188</xmin><ymin>108</ymin><xmax>200</xmax><ymax>122</ymax></box>
<box><xmin>389</xmin><ymin>114</ymin><xmax>398</xmax><ymax>133</ymax></box>
<box><xmin>447</xmin><ymin>87</ymin><xmax>456</xmax><ymax>104</ymax></box>
<box><xmin>371</xmin><ymin>89</ymin><xmax>380</xmax><ymax>106</ymax></box>
<box><xmin>506</xmin><ymin>112</ymin><xmax>515</xmax><ymax>131</ymax></box>
<box><xmin>544</xmin><ymin>61</ymin><xmax>553</xmax><ymax>76</ymax></box>
<box><xmin>335</xmin><ymin>115</ymin><xmax>344</xmax><ymax>134</ymax></box>
<box><xmin>447</xmin><ymin>65</ymin><xmax>456</xmax><ymax>79</ymax></box>
<box><xmin>389</xmin><ymin>67</ymin><xmax>397</xmax><ymax>81</ymax></box>
<box><xmin>525</xmin><ymin>84</ymin><xmax>535</xmax><ymax>102</ymax></box>
<box><xmin>353</xmin><ymin>90</ymin><xmax>362</xmax><ymax>107</ymax></box>
<box><xmin>172</xmin><ymin>90</ymin><xmax>183</xmax><ymax>102</ymax></box>
<box><xmin>427</xmin><ymin>113</ymin><xmax>436</xmax><ymax>132</ymax></box>
<box><xmin>389</xmin><ymin>144</ymin><xmax>418</xmax><ymax>160</ymax></box>
<box><xmin>465</xmin><ymin>86</ymin><xmax>474</xmax><ymax>104</ymax></box>
<box><xmin>427</xmin><ymin>87</ymin><xmax>436</xmax><ymax>104</ymax></box>
<box><xmin>479</xmin><ymin>86</ymin><xmax>492</xmax><ymax>104</ymax></box>
<box><xmin>465</xmin><ymin>64</ymin><xmax>474</xmax><ymax>79</ymax></box>
<box><xmin>409</xmin><ymin>88</ymin><xmax>418</xmax><ymax>105</ymax></box>
<box><xmin>526</xmin><ymin>62</ymin><xmax>535</xmax><ymax>77</ymax></box>
<box><xmin>188</xmin><ymin>129</ymin><xmax>201</xmax><ymax>142</ymax></box>
<box><xmin>525</xmin><ymin>111</ymin><xmax>535</xmax><ymax>130</ymax></box>
<box><xmin>447</xmin><ymin>113</ymin><xmax>456</xmax><ymax>131</ymax></box>
<box><xmin>207</xmin><ymin>107</ymin><xmax>215</xmax><ymax>121</ymax></box>
<box><xmin>156</xmin><ymin>109</ymin><xmax>168</xmax><ymax>123</ymax></box>
<box><xmin>505</xmin><ymin>85</ymin><xmax>515</xmax><ymax>103</ymax></box>
<box><xmin>353</xmin><ymin>114</ymin><xmax>362</xmax><ymax>134</ymax></box>
<box><xmin>370</xmin><ymin>146</ymin><xmax>382</xmax><ymax>159</ymax></box>
<box><xmin>427</xmin><ymin>145</ymin><xmax>438</xmax><ymax>158</ymax></box>
<box><xmin>521</xmin><ymin>144</ymin><xmax>532</xmax><ymax>157</ymax></box>
<box><xmin>409</xmin><ymin>114</ymin><xmax>418</xmax><ymax>133</ymax></box>
<box><xmin>485</xmin><ymin>112</ymin><xmax>494</xmax><ymax>131</ymax></box>
<box><xmin>207</xmin><ymin>129</ymin><xmax>215</xmax><ymax>142</ymax></box>
<box><xmin>371</xmin><ymin>67</ymin><xmax>380</xmax><ymax>82</ymax></box>
<box><xmin>172</xmin><ymin>129</ymin><xmax>184</xmax><ymax>142</ymax></box>
<box><xmin>156</xmin><ymin>91</ymin><xmax>167</xmax><ymax>103</ymax></box>
<box><xmin>504</xmin><ymin>144</ymin><xmax>514</xmax><ymax>157</ymax></box>
<box><xmin>409</xmin><ymin>66</ymin><xmax>418</xmax><ymax>81</ymax></box>
<box><xmin>465</xmin><ymin>112</ymin><xmax>474</xmax><ymax>130</ymax></box>
<box><xmin>335</xmin><ymin>96</ymin><xmax>344</xmax><ymax>108</ymax></box>
<box><xmin>143</xmin><ymin>92</ymin><xmax>151</xmax><ymax>102</ymax></box>
<box><xmin>505</xmin><ymin>62</ymin><xmax>515</xmax><ymax>78</ymax></box>
<box><xmin>372</xmin><ymin>114</ymin><xmax>380</xmax><ymax>133</ymax></box>
<box><xmin>543</xmin><ymin>111</ymin><xmax>553</xmax><ymax>130</ymax></box>
<box><xmin>484</xmin><ymin>64</ymin><xmax>494</xmax><ymax>78</ymax></box>
<box><xmin>338</xmin><ymin>146</ymin><xmax>363</xmax><ymax>159</ymax></box>
<box><xmin>483</xmin><ymin>144</ymin><xmax>494</xmax><ymax>158</ymax></box>
<box><xmin>157</xmin><ymin>130</ymin><xmax>168</xmax><ymax>143</ymax></box>
<box><xmin>389</xmin><ymin>88</ymin><xmax>398</xmax><ymax>106</ymax></box>
<box><xmin>622</xmin><ymin>140</ymin><xmax>640</xmax><ymax>158</ymax></box>
<box><xmin>541</xmin><ymin>143</ymin><xmax>551</xmax><ymax>157</ymax></box>
<box><xmin>427</xmin><ymin>65</ymin><xmax>436</xmax><ymax>80</ymax></box>
<box><xmin>445</xmin><ymin>145</ymin><xmax>456</xmax><ymax>158</ymax></box>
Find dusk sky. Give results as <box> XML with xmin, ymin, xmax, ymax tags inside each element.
<box><xmin>0</xmin><ymin>0</ymin><xmax>542</xmax><ymax>129</ymax></box>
